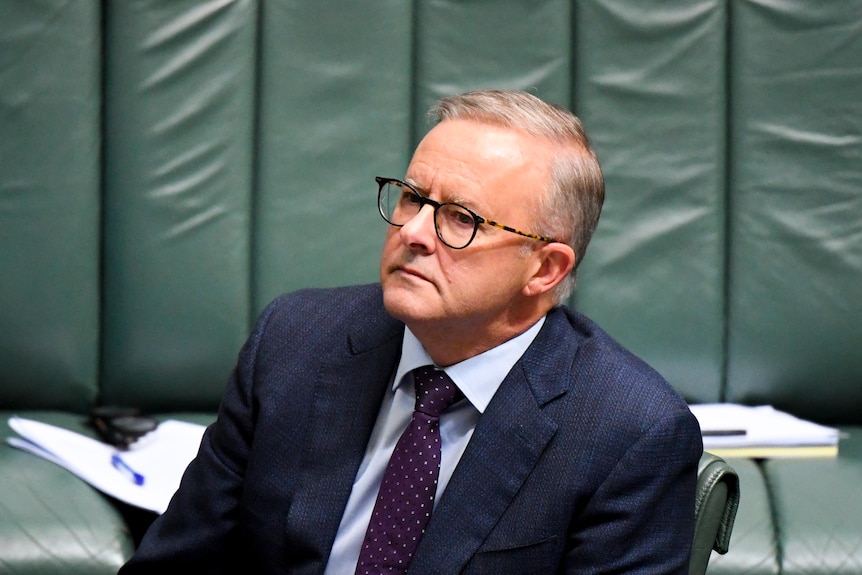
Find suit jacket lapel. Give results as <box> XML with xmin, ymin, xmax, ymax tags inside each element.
<box><xmin>283</xmin><ymin>310</ymin><xmax>404</xmax><ymax>565</ymax></box>
<box><xmin>410</xmin><ymin>311</ymin><xmax>574</xmax><ymax>574</ymax></box>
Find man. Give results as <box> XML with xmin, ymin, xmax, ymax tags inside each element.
<box><xmin>121</xmin><ymin>90</ymin><xmax>702</xmax><ymax>574</ymax></box>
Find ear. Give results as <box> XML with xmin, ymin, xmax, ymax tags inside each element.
<box><xmin>522</xmin><ymin>243</ymin><xmax>576</xmax><ymax>297</ymax></box>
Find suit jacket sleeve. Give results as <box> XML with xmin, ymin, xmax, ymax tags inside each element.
<box><xmin>562</xmin><ymin>403</ymin><xmax>701</xmax><ymax>574</ymax></box>
<box><xmin>119</xmin><ymin>295</ymin><xmax>281</xmax><ymax>574</ymax></box>
<box><xmin>121</xmin><ymin>284</ymin><xmax>401</xmax><ymax>574</ymax></box>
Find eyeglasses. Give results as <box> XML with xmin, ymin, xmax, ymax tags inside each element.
<box><xmin>376</xmin><ymin>177</ymin><xmax>560</xmax><ymax>250</ymax></box>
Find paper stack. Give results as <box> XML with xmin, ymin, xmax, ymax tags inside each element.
<box><xmin>7</xmin><ymin>416</ymin><xmax>206</xmax><ymax>513</ymax></box>
<box><xmin>689</xmin><ymin>403</ymin><xmax>840</xmax><ymax>458</ymax></box>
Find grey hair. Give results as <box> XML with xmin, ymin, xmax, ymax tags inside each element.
<box><xmin>428</xmin><ymin>90</ymin><xmax>605</xmax><ymax>301</ymax></box>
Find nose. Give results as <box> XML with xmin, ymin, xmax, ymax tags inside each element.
<box><xmin>398</xmin><ymin>204</ymin><xmax>438</xmax><ymax>253</ymax></box>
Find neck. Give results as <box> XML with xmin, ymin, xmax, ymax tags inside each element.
<box><xmin>407</xmin><ymin>304</ymin><xmax>550</xmax><ymax>367</ymax></box>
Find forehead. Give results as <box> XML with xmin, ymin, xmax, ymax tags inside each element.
<box><xmin>405</xmin><ymin>119</ymin><xmax>554</xmax><ymax>211</ymax></box>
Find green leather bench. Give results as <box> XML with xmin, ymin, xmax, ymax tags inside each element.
<box><xmin>1</xmin><ymin>2</ymin><xmax>859</xmax><ymax>573</ymax></box>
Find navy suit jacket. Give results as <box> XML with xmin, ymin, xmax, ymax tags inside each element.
<box><xmin>121</xmin><ymin>284</ymin><xmax>702</xmax><ymax>574</ymax></box>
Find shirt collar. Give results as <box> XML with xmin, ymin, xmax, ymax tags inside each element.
<box><xmin>393</xmin><ymin>316</ymin><xmax>546</xmax><ymax>414</ymax></box>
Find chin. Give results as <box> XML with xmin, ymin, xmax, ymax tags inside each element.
<box><xmin>382</xmin><ymin>284</ymin><xmax>416</xmax><ymax>321</ymax></box>
<box><xmin>382</xmin><ymin>283</ymin><xmax>436</xmax><ymax>326</ymax></box>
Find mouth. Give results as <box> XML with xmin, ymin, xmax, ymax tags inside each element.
<box><xmin>392</xmin><ymin>265</ymin><xmax>433</xmax><ymax>283</ymax></box>
<box><xmin>395</xmin><ymin>265</ymin><xmax>431</xmax><ymax>283</ymax></box>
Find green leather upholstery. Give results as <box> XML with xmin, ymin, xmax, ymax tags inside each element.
<box><xmin>763</xmin><ymin>428</ymin><xmax>862</xmax><ymax>575</ymax></box>
<box><xmin>2</xmin><ymin>1</ymin><xmax>861</xmax><ymax>574</ymax></box>
<box><xmin>254</xmin><ymin>1</ymin><xmax>409</xmax><ymax>304</ymax></box>
<box><xmin>0</xmin><ymin>413</ymin><xmax>133</xmax><ymax>575</ymax></box>
<box><xmin>574</xmin><ymin>0</ymin><xmax>727</xmax><ymax>404</ymax></box>
<box><xmin>707</xmin><ymin>458</ymin><xmax>780</xmax><ymax>575</ymax></box>
<box><xmin>0</xmin><ymin>0</ymin><xmax>101</xmax><ymax>413</ymax></box>
<box><xmin>100</xmin><ymin>0</ymin><xmax>256</xmax><ymax>411</ymax></box>
<box><xmin>691</xmin><ymin>453</ymin><xmax>740</xmax><ymax>575</ymax></box>
<box><xmin>724</xmin><ymin>0</ymin><xmax>862</xmax><ymax>425</ymax></box>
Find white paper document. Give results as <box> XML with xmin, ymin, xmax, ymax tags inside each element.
<box><xmin>689</xmin><ymin>403</ymin><xmax>839</xmax><ymax>455</ymax></box>
<box><xmin>7</xmin><ymin>416</ymin><xmax>206</xmax><ymax>514</ymax></box>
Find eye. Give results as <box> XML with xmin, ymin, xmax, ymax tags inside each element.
<box><xmin>441</xmin><ymin>205</ymin><xmax>475</xmax><ymax>229</ymax></box>
<box><xmin>403</xmin><ymin>190</ymin><xmax>421</xmax><ymax>204</ymax></box>
<box><xmin>396</xmin><ymin>186</ymin><xmax>423</xmax><ymax>210</ymax></box>
<box><xmin>454</xmin><ymin>211</ymin><xmax>473</xmax><ymax>226</ymax></box>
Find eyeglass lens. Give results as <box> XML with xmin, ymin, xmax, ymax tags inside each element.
<box><xmin>379</xmin><ymin>181</ymin><xmax>478</xmax><ymax>249</ymax></box>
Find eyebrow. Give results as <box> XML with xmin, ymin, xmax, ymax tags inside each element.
<box><xmin>402</xmin><ymin>177</ymin><xmax>486</xmax><ymax>214</ymax></box>
<box><xmin>402</xmin><ymin>177</ymin><xmax>427</xmax><ymax>195</ymax></box>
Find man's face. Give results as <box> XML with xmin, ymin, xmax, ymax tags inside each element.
<box><xmin>380</xmin><ymin>119</ymin><xmax>555</xmax><ymax>339</ymax></box>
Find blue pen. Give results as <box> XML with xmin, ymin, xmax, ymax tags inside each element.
<box><xmin>111</xmin><ymin>453</ymin><xmax>145</xmax><ymax>486</ymax></box>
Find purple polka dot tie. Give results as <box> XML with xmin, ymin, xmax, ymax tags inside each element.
<box><xmin>354</xmin><ymin>366</ymin><xmax>463</xmax><ymax>575</ymax></box>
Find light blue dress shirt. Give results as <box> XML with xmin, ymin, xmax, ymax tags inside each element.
<box><xmin>324</xmin><ymin>317</ymin><xmax>545</xmax><ymax>574</ymax></box>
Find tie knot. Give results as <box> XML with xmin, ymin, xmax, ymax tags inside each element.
<box><xmin>412</xmin><ymin>366</ymin><xmax>462</xmax><ymax>418</ymax></box>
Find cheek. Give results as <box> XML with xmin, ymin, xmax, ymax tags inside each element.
<box><xmin>380</xmin><ymin>230</ymin><xmax>401</xmax><ymax>261</ymax></box>
<box><xmin>440</xmin><ymin>259</ymin><xmax>494</xmax><ymax>300</ymax></box>
<box><xmin>382</xmin><ymin>226</ymin><xmax>399</xmax><ymax>247</ymax></box>
<box><xmin>435</xmin><ymin>251</ymin><xmax>462</xmax><ymax>287</ymax></box>
<box><xmin>466</xmin><ymin>258</ymin><xmax>527</xmax><ymax>298</ymax></box>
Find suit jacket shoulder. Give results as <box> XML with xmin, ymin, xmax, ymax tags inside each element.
<box><xmin>123</xmin><ymin>283</ymin><xmax>406</xmax><ymax>575</ymax></box>
<box><xmin>258</xmin><ymin>283</ymin><xmax>401</xmax><ymax>354</ymax></box>
<box><xmin>413</xmin><ymin>305</ymin><xmax>701</xmax><ymax>575</ymax></box>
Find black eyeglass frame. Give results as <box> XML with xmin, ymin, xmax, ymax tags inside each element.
<box><xmin>376</xmin><ymin>177</ymin><xmax>561</xmax><ymax>250</ymax></box>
